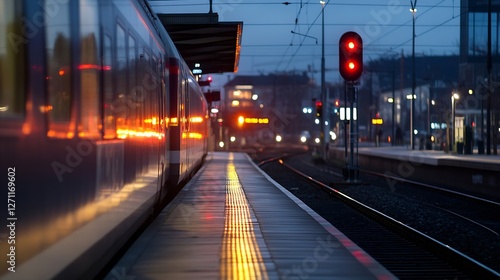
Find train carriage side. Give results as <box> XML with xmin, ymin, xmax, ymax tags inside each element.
<box><xmin>0</xmin><ymin>0</ymin><xmax>186</xmax><ymax>278</ymax></box>
<box><xmin>167</xmin><ymin>55</ymin><xmax>209</xmax><ymax>186</ymax></box>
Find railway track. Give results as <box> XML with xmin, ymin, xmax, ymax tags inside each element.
<box><xmin>257</xmin><ymin>152</ymin><xmax>500</xmax><ymax>279</ymax></box>
<box><xmin>298</xmin><ymin>157</ymin><xmax>500</xmax><ymax>238</ymax></box>
<box><xmin>361</xmin><ymin>169</ymin><xmax>500</xmax><ymax>237</ymax></box>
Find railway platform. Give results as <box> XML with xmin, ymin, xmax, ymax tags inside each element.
<box><xmin>328</xmin><ymin>145</ymin><xmax>500</xmax><ymax>199</ymax></box>
<box><xmin>105</xmin><ymin>152</ymin><xmax>395</xmax><ymax>279</ymax></box>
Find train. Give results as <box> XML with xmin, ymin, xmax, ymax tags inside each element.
<box><xmin>0</xmin><ymin>0</ymin><xmax>208</xmax><ymax>278</ymax></box>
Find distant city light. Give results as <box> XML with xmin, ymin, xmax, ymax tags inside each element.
<box><xmin>303</xmin><ymin>107</ymin><xmax>313</xmax><ymax>114</ymax></box>
<box><xmin>252</xmin><ymin>94</ymin><xmax>258</xmax><ymax>100</ymax></box>
<box><xmin>315</xmin><ymin>119</ymin><xmax>320</xmax><ymax>124</ymax></box>
<box><xmin>330</xmin><ymin>131</ymin><xmax>337</xmax><ymax>141</ymax></box>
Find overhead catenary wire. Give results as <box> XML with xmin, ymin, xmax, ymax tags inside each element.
<box><xmin>150</xmin><ymin>0</ymin><xmax>462</xmax><ymax>75</ymax></box>
<box><xmin>278</xmin><ymin>0</ymin><xmax>330</xmax><ymax>72</ymax></box>
<box><xmin>150</xmin><ymin>1</ymin><xmax>457</xmax><ymax>9</ymax></box>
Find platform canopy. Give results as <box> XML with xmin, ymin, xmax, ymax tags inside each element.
<box><xmin>158</xmin><ymin>12</ymin><xmax>243</xmax><ymax>74</ymax></box>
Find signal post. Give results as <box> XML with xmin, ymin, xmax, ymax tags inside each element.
<box><xmin>339</xmin><ymin>32</ymin><xmax>362</xmax><ymax>182</ymax></box>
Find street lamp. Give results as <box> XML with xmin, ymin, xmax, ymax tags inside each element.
<box><xmin>409</xmin><ymin>0</ymin><xmax>417</xmax><ymax>150</ymax></box>
<box><xmin>451</xmin><ymin>92</ymin><xmax>459</xmax><ymax>152</ymax></box>
<box><xmin>427</xmin><ymin>98</ymin><xmax>434</xmax><ymax>140</ymax></box>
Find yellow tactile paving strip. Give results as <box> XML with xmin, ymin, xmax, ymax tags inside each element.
<box><xmin>220</xmin><ymin>155</ymin><xmax>269</xmax><ymax>280</ymax></box>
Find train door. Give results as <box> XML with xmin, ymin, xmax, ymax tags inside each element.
<box><xmin>162</xmin><ymin>57</ymin><xmax>170</xmax><ymax>187</ymax></box>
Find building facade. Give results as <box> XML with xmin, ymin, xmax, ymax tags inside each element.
<box><xmin>219</xmin><ymin>73</ymin><xmax>314</xmax><ymax>149</ymax></box>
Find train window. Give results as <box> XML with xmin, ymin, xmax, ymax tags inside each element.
<box><xmin>103</xmin><ymin>34</ymin><xmax>115</xmax><ymax>139</ymax></box>
<box><xmin>45</xmin><ymin>0</ymin><xmax>72</xmax><ymax>137</ymax></box>
<box><xmin>115</xmin><ymin>23</ymin><xmax>126</xmax><ymax>128</ymax></box>
<box><xmin>180</xmin><ymin>76</ymin><xmax>186</xmax><ymax>131</ymax></box>
<box><xmin>128</xmin><ymin>35</ymin><xmax>138</xmax><ymax>129</ymax></box>
<box><xmin>184</xmin><ymin>78</ymin><xmax>191</xmax><ymax>131</ymax></box>
<box><xmin>142</xmin><ymin>51</ymin><xmax>151</xmax><ymax>131</ymax></box>
<box><xmin>0</xmin><ymin>1</ymin><xmax>25</xmax><ymax>120</ymax></box>
<box><xmin>145</xmin><ymin>53</ymin><xmax>156</xmax><ymax>129</ymax></box>
<box><xmin>79</xmin><ymin>0</ymin><xmax>101</xmax><ymax>138</ymax></box>
<box><xmin>128</xmin><ymin>35</ymin><xmax>137</xmax><ymax>90</ymax></box>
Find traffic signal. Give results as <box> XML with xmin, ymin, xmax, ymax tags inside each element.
<box><xmin>198</xmin><ymin>75</ymin><xmax>212</xmax><ymax>86</ymax></box>
<box><xmin>315</xmin><ymin>100</ymin><xmax>323</xmax><ymax>117</ymax></box>
<box><xmin>339</xmin><ymin>31</ymin><xmax>363</xmax><ymax>81</ymax></box>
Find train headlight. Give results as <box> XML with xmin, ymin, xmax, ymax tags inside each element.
<box><xmin>275</xmin><ymin>135</ymin><xmax>282</xmax><ymax>142</ymax></box>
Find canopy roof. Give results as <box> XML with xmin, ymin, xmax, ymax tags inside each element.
<box><xmin>158</xmin><ymin>12</ymin><xmax>243</xmax><ymax>74</ymax></box>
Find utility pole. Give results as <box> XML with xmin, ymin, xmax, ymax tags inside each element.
<box><xmin>320</xmin><ymin>1</ymin><xmax>326</xmax><ymax>159</ymax></box>
<box><xmin>486</xmin><ymin>0</ymin><xmax>492</xmax><ymax>154</ymax></box>
<box><xmin>410</xmin><ymin>0</ymin><xmax>417</xmax><ymax>150</ymax></box>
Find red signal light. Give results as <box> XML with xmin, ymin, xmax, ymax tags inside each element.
<box><xmin>339</xmin><ymin>32</ymin><xmax>363</xmax><ymax>81</ymax></box>
<box><xmin>198</xmin><ymin>75</ymin><xmax>213</xmax><ymax>86</ymax></box>
<box><xmin>315</xmin><ymin>100</ymin><xmax>323</xmax><ymax>117</ymax></box>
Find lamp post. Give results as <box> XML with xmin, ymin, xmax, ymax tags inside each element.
<box><xmin>427</xmin><ymin>98</ymin><xmax>434</xmax><ymax>140</ymax></box>
<box><xmin>320</xmin><ymin>0</ymin><xmax>326</xmax><ymax>159</ymax></box>
<box><xmin>284</xmin><ymin>1</ymin><xmax>327</xmax><ymax>159</ymax></box>
<box><xmin>410</xmin><ymin>0</ymin><xmax>417</xmax><ymax>150</ymax></box>
<box><xmin>451</xmin><ymin>92</ymin><xmax>459</xmax><ymax>152</ymax></box>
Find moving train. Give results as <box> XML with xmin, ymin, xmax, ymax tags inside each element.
<box><xmin>0</xmin><ymin>0</ymin><xmax>208</xmax><ymax>278</ymax></box>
